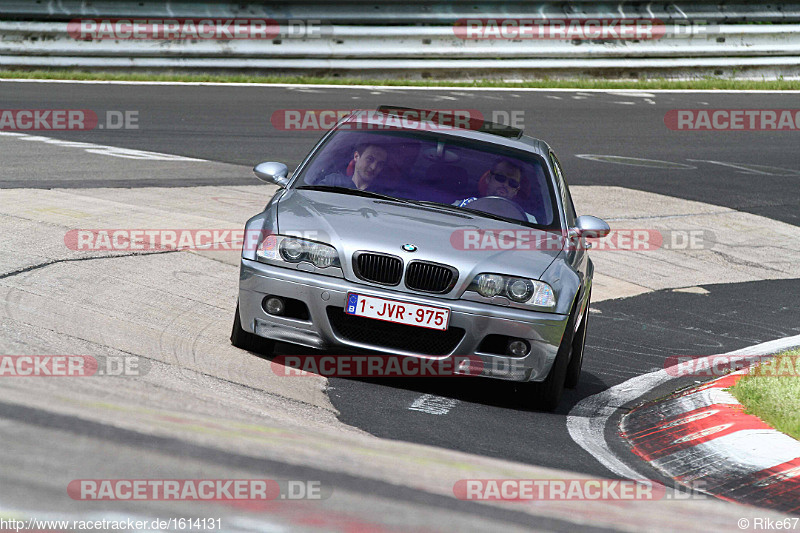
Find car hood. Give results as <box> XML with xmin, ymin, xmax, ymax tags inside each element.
<box><xmin>275</xmin><ymin>190</ymin><xmax>563</xmax><ymax>291</ymax></box>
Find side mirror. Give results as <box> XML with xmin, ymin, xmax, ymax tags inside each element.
<box><xmin>572</xmin><ymin>215</ymin><xmax>610</xmax><ymax>238</ymax></box>
<box><xmin>253</xmin><ymin>162</ymin><xmax>290</xmax><ymax>187</ymax></box>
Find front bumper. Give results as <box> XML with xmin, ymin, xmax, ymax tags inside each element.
<box><xmin>238</xmin><ymin>259</ymin><xmax>569</xmax><ymax>382</ymax></box>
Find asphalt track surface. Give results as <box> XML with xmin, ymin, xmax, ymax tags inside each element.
<box><xmin>2</xmin><ymin>82</ymin><xmax>799</xmax><ymax>226</ymax></box>
<box><xmin>2</xmin><ymin>81</ymin><xmax>800</xmax><ymax>528</ymax></box>
<box><xmin>330</xmin><ymin>278</ymin><xmax>800</xmax><ymax>478</ymax></box>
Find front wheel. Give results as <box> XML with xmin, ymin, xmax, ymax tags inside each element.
<box><xmin>565</xmin><ymin>289</ymin><xmax>590</xmax><ymax>389</ymax></box>
<box><xmin>231</xmin><ymin>300</ymin><xmax>276</xmax><ymax>356</ymax></box>
<box><xmin>520</xmin><ymin>307</ymin><xmax>576</xmax><ymax>412</ymax></box>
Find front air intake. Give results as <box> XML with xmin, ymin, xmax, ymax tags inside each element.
<box><xmin>405</xmin><ymin>261</ymin><xmax>457</xmax><ymax>293</ymax></box>
<box><xmin>353</xmin><ymin>251</ymin><xmax>403</xmax><ymax>286</ymax></box>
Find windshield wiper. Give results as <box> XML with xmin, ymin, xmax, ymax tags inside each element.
<box><xmin>297</xmin><ymin>186</ymin><xmax>524</xmax><ymax>225</ymax></box>
<box><xmin>296</xmin><ymin>185</ymin><xmax>412</xmax><ymax>204</ymax></box>
<box><xmin>411</xmin><ymin>200</ymin><xmax>520</xmax><ymax>224</ymax></box>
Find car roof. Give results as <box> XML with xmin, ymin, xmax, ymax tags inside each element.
<box><xmin>339</xmin><ymin>108</ymin><xmax>552</xmax><ymax>158</ymax></box>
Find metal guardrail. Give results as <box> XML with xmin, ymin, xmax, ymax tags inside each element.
<box><xmin>3</xmin><ymin>23</ymin><xmax>799</xmax><ymax>59</ymax></box>
<box><xmin>3</xmin><ymin>1</ymin><xmax>800</xmax><ymax>23</ymax></box>
<box><xmin>1</xmin><ymin>2</ymin><xmax>799</xmax><ymax>78</ymax></box>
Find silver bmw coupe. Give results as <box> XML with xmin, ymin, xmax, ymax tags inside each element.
<box><xmin>232</xmin><ymin>107</ymin><xmax>609</xmax><ymax>410</ymax></box>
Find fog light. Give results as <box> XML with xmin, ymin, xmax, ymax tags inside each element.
<box><xmin>265</xmin><ymin>297</ymin><xmax>285</xmax><ymax>316</ymax></box>
<box><xmin>507</xmin><ymin>340</ymin><xmax>529</xmax><ymax>357</ymax></box>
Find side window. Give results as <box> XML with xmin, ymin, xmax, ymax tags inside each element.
<box><xmin>549</xmin><ymin>152</ymin><xmax>577</xmax><ymax>227</ymax></box>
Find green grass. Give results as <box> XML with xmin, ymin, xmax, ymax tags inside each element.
<box><xmin>729</xmin><ymin>349</ymin><xmax>800</xmax><ymax>440</ymax></box>
<box><xmin>1</xmin><ymin>69</ymin><xmax>798</xmax><ymax>90</ymax></box>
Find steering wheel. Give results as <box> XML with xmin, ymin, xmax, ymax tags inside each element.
<box><xmin>463</xmin><ymin>196</ymin><xmax>528</xmax><ymax>222</ymax></box>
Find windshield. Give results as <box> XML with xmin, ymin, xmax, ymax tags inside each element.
<box><xmin>293</xmin><ymin>129</ymin><xmax>560</xmax><ymax>229</ymax></box>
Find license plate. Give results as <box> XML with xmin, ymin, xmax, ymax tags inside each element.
<box><xmin>345</xmin><ymin>293</ymin><xmax>450</xmax><ymax>331</ymax></box>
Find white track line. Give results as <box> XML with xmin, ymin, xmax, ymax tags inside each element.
<box><xmin>2</xmin><ymin>78</ymin><xmax>800</xmax><ymax>93</ymax></box>
<box><xmin>567</xmin><ymin>334</ymin><xmax>800</xmax><ymax>480</ymax></box>
<box><xmin>408</xmin><ymin>394</ymin><xmax>459</xmax><ymax>415</ymax></box>
<box><xmin>0</xmin><ymin>131</ymin><xmax>204</xmax><ymax>161</ymax></box>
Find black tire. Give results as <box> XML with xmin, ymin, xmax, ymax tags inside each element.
<box><xmin>231</xmin><ymin>300</ymin><xmax>276</xmax><ymax>356</ymax></box>
<box><xmin>521</xmin><ymin>306</ymin><xmax>576</xmax><ymax>412</ymax></box>
<box><xmin>565</xmin><ymin>289</ymin><xmax>590</xmax><ymax>389</ymax></box>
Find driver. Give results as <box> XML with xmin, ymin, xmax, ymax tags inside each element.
<box><xmin>318</xmin><ymin>143</ymin><xmax>389</xmax><ymax>191</ymax></box>
<box><xmin>455</xmin><ymin>159</ymin><xmax>537</xmax><ymax>223</ymax></box>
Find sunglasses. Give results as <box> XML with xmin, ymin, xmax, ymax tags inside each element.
<box><xmin>490</xmin><ymin>172</ymin><xmax>520</xmax><ymax>189</ymax></box>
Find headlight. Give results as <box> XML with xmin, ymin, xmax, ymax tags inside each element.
<box><xmin>466</xmin><ymin>273</ymin><xmax>556</xmax><ymax>309</ymax></box>
<box><xmin>507</xmin><ymin>279</ymin><xmax>533</xmax><ymax>302</ymax></box>
<box><xmin>280</xmin><ymin>238</ymin><xmax>304</xmax><ymax>262</ymax></box>
<box><xmin>257</xmin><ymin>235</ymin><xmax>341</xmax><ymax>269</ymax></box>
<box><xmin>477</xmin><ymin>274</ymin><xmax>504</xmax><ymax>297</ymax></box>
<box><xmin>307</xmin><ymin>244</ymin><xmax>339</xmax><ymax>268</ymax></box>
